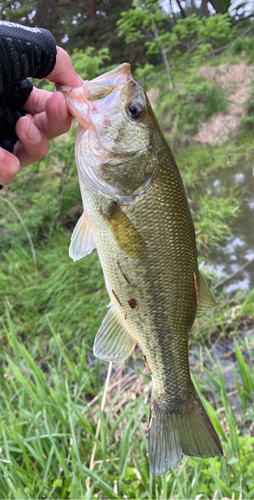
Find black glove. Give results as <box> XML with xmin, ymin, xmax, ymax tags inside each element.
<box><xmin>0</xmin><ymin>21</ymin><xmax>57</xmax><ymax>153</ymax></box>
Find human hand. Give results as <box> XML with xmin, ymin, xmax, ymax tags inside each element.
<box><xmin>12</xmin><ymin>48</ymin><xmax>81</xmax><ymax>171</ymax></box>
<box><xmin>0</xmin><ymin>24</ymin><xmax>81</xmax><ymax>187</ymax></box>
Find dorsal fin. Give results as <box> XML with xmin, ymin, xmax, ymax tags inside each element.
<box><xmin>196</xmin><ymin>272</ymin><xmax>217</xmax><ymax>317</ymax></box>
<box><xmin>69</xmin><ymin>212</ymin><xmax>96</xmax><ymax>262</ymax></box>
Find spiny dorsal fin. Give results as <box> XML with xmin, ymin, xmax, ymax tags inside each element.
<box><xmin>69</xmin><ymin>212</ymin><xmax>96</xmax><ymax>262</ymax></box>
<box><xmin>196</xmin><ymin>272</ymin><xmax>217</xmax><ymax>317</ymax></box>
<box><xmin>101</xmin><ymin>202</ymin><xmax>146</xmax><ymax>259</ymax></box>
<box><xmin>94</xmin><ymin>305</ymin><xmax>136</xmax><ymax>362</ymax></box>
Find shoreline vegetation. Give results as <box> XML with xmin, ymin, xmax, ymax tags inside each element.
<box><xmin>0</xmin><ymin>14</ymin><xmax>254</xmax><ymax>500</ymax></box>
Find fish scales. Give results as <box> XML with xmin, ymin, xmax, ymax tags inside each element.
<box><xmin>82</xmin><ymin>157</ymin><xmax>196</xmax><ymax>400</ymax></box>
<box><xmin>58</xmin><ymin>62</ymin><xmax>224</xmax><ymax>475</ymax></box>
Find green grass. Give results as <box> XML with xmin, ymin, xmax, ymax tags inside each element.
<box><xmin>0</xmin><ymin>312</ymin><xmax>253</xmax><ymax>499</ymax></box>
<box><xmin>229</xmin><ymin>35</ymin><xmax>254</xmax><ymax>65</ymax></box>
<box><xmin>0</xmin><ymin>234</ymin><xmax>107</xmax><ymax>348</ymax></box>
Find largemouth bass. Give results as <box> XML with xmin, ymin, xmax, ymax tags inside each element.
<box><xmin>57</xmin><ymin>63</ymin><xmax>223</xmax><ymax>475</ymax></box>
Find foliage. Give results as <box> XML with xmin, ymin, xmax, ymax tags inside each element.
<box><xmin>70</xmin><ymin>47</ymin><xmax>111</xmax><ymax>80</ymax></box>
<box><xmin>230</xmin><ymin>35</ymin><xmax>254</xmax><ymax>64</ymax></box>
<box><xmin>0</xmin><ymin>237</ymin><xmax>107</xmax><ymax>346</ymax></box>
<box><xmin>239</xmin><ymin>87</ymin><xmax>254</xmax><ymax>135</ymax></box>
<box><xmin>118</xmin><ymin>10</ymin><xmax>232</xmax><ymax>68</ymax></box>
<box><xmin>0</xmin><ymin>0</ymin><xmax>147</xmax><ymax>67</ymax></box>
<box><xmin>147</xmin><ymin>13</ymin><xmax>232</xmax><ymax>64</ymax></box>
<box><xmin>175</xmin><ymin>134</ymin><xmax>254</xmax><ymax>188</ymax></box>
<box><xmin>0</xmin><ymin>129</ymin><xmax>78</xmax><ymax>252</ymax></box>
<box><xmin>117</xmin><ymin>0</ymin><xmax>169</xmax><ymax>45</ymax></box>
<box><xmin>194</xmin><ymin>186</ymin><xmax>240</xmax><ymax>252</ymax></box>
<box><xmin>157</xmin><ymin>74</ymin><xmax>227</xmax><ymax>135</ymax></box>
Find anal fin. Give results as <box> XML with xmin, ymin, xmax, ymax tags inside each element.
<box><xmin>196</xmin><ymin>272</ymin><xmax>217</xmax><ymax>316</ymax></box>
<box><xmin>94</xmin><ymin>305</ymin><xmax>136</xmax><ymax>362</ymax></box>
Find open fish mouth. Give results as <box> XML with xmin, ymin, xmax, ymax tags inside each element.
<box><xmin>55</xmin><ymin>63</ymin><xmax>132</xmax><ymax>100</ymax></box>
<box><xmin>55</xmin><ymin>63</ymin><xmax>133</xmax><ymax>130</ymax></box>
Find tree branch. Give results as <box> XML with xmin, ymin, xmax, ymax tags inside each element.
<box><xmin>169</xmin><ymin>0</ymin><xmax>177</xmax><ymax>25</ymax></box>
<box><xmin>58</xmin><ymin>2</ymin><xmax>87</xmax><ymax>11</ymax></box>
<box><xmin>212</xmin><ymin>257</ymin><xmax>254</xmax><ymax>290</ymax></box>
<box><xmin>58</xmin><ymin>0</ymin><xmax>97</xmax><ymax>20</ymax></box>
<box><xmin>175</xmin><ymin>0</ymin><xmax>187</xmax><ymax>19</ymax></box>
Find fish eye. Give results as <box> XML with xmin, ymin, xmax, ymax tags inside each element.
<box><xmin>127</xmin><ymin>101</ymin><xmax>143</xmax><ymax>120</ymax></box>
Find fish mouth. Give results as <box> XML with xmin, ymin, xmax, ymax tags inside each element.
<box><xmin>56</xmin><ymin>63</ymin><xmax>132</xmax><ymax>100</ymax></box>
<box><xmin>55</xmin><ymin>63</ymin><xmax>133</xmax><ymax>128</ymax></box>
<box><xmin>89</xmin><ymin>63</ymin><xmax>132</xmax><ymax>87</ymax></box>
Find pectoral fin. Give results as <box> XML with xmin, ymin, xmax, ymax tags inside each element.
<box><xmin>94</xmin><ymin>305</ymin><xmax>136</xmax><ymax>362</ymax></box>
<box><xmin>101</xmin><ymin>202</ymin><xmax>146</xmax><ymax>259</ymax></box>
<box><xmin>196</xmin><ymin>272</ymin><xmax>217</xmax><ymax>316</ymax></box>
<box><xmin>69</xmin><ymin>212</ymin><xmax>96</xmax><ymax>261</ymax></box>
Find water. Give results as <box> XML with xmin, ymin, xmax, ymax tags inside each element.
<box><xmin>192</xmin><ymin>157</ymin><xmax>254</xmax><ymax>294</ymax></box>
<box><xmin>188</xmin><ymin>157</ymin><xmax>254</xmax><ymax>408</ymax></box>
<box><xmin>189</xmin><ymin>327</ymin><xmax>254</xmax><ymax>410</ymax></box>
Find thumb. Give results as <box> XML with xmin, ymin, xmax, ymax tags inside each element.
<box><xmin>46</xmin><ymin>47</ymin><xmax>83</xmax><ymax>88</ymax></box>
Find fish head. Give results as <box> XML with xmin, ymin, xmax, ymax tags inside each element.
<box><xmin>57</xmin><ymin>63</ymin><xmax>163</xmax><ymax>201</ymax></box>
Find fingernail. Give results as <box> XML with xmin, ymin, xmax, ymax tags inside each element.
<box><xmin>26</xmin><ymin>121</ymin><xmax>41</xmax><ymax>143</ymax></box>
<box><xmin>59</xmin><ymin>98</ymin><xmax>69</xmax><ymax>119</ymax></box>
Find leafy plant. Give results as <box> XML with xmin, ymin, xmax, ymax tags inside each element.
<box><xmin>239</xmin><ymin>87</ymin><xmax>254</xmax><ymax>135</ymax></box>
<box><xmin>118</xmin><ymin>8</ymin><xmax>232</xmax><ymax>71</ymax></box>
<box><xmin>194</xmin><ymin>185</ymin><xmax>240</xmax><ymax>252</ymax></box>
<box><xmin>158</xmin><ymin>74</ymin><xmax>227</xmax><ymax>135</ymax></box>
<box><xmin>70</xmin><ymin>47</ymin><xmax>111</xmax><ymax>81</ymax></box>
<box><xmin>230</xmin><ymin>35</ymin><xmax>254</xmax><ymax>64</ymax></box>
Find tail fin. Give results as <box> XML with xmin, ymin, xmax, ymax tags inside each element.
<box><xmin>149</xmin><ymin>389</ymin><xmax>223</xmax><ymax>476</ymax></box>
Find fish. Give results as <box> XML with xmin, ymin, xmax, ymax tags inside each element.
<box><xmin>57</xmin><ymin>63</ymin><xmax>223</xmax><ymax>475</ymax></box>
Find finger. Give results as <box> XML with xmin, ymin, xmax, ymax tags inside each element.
<box><xmin>0</xmin><ymin>147</ymin><xmax>20</xmax><ymax>186</ymax></box>
<box><xmin>46</xmin><ymin>47</ymin><xmax>82</xmax><ymax>87</ymax></box>
<box><xmin>23</xmin><ymin>86</ymin><xmax>53</xmax><ymax>115</ymax></box>
<box><xmin>14</xmin><ymin>115</ymin><xmax>49</xmax><ymax>167</ymax></box>
<box><xmin>30</xmin><ymin>91</ymin><xmax>72</xmax><ymax>140</ymax></box>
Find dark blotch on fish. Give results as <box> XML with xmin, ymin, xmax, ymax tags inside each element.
<box><xmin>128</xmin><ymin>298</ymin><xmax>137</xmax><ymax>309</ymax></box>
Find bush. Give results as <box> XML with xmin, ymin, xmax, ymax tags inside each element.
<box><xmin>230</xmin><ymin>35</ymin><xmax>254</xmax><ymax>64</ymax></box>
<box><xmin>158</xmin><ymin>75</ymin><xmax>227</xmax><ymax>135</ymax></box>
<box><xmin>239</xmin><ymin>88</ymin><xmax>254</xmax><ymax>135</ymax></box>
